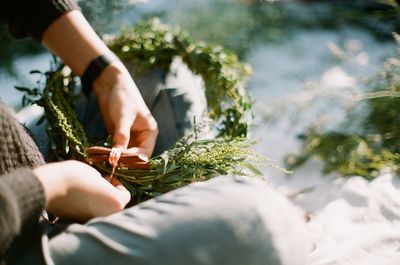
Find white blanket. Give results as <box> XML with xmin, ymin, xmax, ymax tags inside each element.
<box><xmin>307</xmin><ymin>174</ymin><xmax>400</xmax><ymax>265</ymax></box>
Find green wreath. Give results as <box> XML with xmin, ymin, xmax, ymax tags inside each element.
<box><xmin>107</xmin><ymin>18</ymin><xmax>253</xmax><ymax>138</ymax></box>
<box><xmin>17</xmin><ymin>19</ymin><xmax>268</xmax><ymax>203</ymax></box>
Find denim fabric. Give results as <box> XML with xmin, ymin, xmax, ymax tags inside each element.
<box><xmin>44</xmin><ymin>176</ymin><xmax>310</xmax><ymax>265</ymax></box>
<box><xmin>18</xmin><ymin>60</ymin><xmax>310</xmax><ymax>265</ymax></box>
<box><xmin>76</xmin><ymin>57</ymin><xmax>208</xmax><ymax>155</ymax></box>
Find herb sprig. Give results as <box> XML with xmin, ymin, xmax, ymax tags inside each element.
<box><xmin>15</xmin><ymin>21</ymin><xmax>270</xmax><ymax>203</ymax></box>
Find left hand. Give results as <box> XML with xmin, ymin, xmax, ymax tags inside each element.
<box><xmin>34</xmin><ymin>160</ymin><xmax>131</xmax><ymax>222</ymax></box>
<box><xmin>92</xmin><ymin>62</ymin><xmax>158</xmax><ymax>158</ymax></box>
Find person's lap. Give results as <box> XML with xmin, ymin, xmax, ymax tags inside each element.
<box><xmin>44</xmin><ymin>176</ymin><xmax>309</xmax><ymax>265</ymax></box>
<box><xmin>18</xmin><ymin>63</ymin><xmax>310</xmax><ymax>265</ymax></box>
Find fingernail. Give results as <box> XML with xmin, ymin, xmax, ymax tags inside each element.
<box><xmin>138</xmin><ymin>153</ymin><xmax>149</xmax><ymax>162</ymax></box>
<box><xmin>116</xmin><ymin>185</ymin><xmax>127</xmax><ymax>191</ymax></box>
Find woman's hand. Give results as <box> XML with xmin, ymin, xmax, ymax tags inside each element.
<box><xmin>42</xmin><ymin>10</ymin><xmax>158</xmax><ymax>158</ymax></box>
<box><xmin>92</xmin><ymin>63</ymin><xmax>158</xmax><ymax>157</ymax></box>
<box><xmin>34</xmin><ymin>161</ymin><xmax>131</xmax><ymax>222</ymax></box>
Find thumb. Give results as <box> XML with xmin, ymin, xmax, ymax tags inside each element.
<box><xmin>116</xmin><ymin>187</ymin><xmax>131</xmax><ymax>207</ymax></box>
<box><xmin>111</xmin><ymin>179</ymin><xmax>131</xmax><ymax>206</ymax></box>
<box><xmin>113</xmin><ymin>115</ymin><xmax>134</xmax><ymax>149</ymax></box>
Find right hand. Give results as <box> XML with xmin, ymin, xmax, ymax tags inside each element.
<box><xmin>92</xmin><ymin>62</ymin><xmax>158</xmax><ymax>157</ymax></box>
<box><xmin>41</xmin><ymin>10</ymin><xmax>158</xmax><ymax>157</ymax></box>
<box><xmin>34</xmin><ymin>160</ymin><xmax>130</xmax><ymax>222</ymax></box>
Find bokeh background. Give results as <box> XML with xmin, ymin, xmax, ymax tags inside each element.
<box><xmin>1</xmin><ymin>0</ymin><xmax>399</xmax><ymax>193</ymax></box>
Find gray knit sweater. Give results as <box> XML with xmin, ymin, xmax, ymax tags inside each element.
<box><xmin>0</xmin><ymin>102</ymin><xmax>46</xmax><ymax>264</ymax></box>
<box><xmin>0</xmin><ymin>1</ymin><xmax>78</xmax><ymax>264</ymax></box>
<box><xmin>0</xmin><ymin>0</ymin><xmax>79</xmax><ymax>40</ymax></box>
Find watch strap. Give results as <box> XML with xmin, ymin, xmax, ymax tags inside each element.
<box><xmin>81</xmin><ymin>54</ymin><xmax>113</xmax><ymax>96</ymax></box>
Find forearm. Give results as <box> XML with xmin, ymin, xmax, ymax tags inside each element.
<box><xmin>40</xmin><ymin>5</ymin><xmax>157</xmax><ymax>154</ymax></box>
<box><xmin>41</xmin><ymin>10</ymin><xmax>113</xmax><ymax>76</ymax></box>
<box><xmin>39</xmin><ymin>9</ymin><xmax>158</xmax><ymax>153</ymax></box>
<box><xmin>40</xmin><ymin>10</ymin><xmax>129</xmax><ymax>100</ymax></box>
<box><xmin>0</xmin><ymin>0</ymin><xmax>79</xmax><ymax>40</ymax></box>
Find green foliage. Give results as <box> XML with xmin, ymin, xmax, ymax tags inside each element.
<box><xmin>97</xmin><ymin>134</ymin><xmax>267</xmax><ymax>203</ymax></box>
<box><xmin>16</xmin><ymin>63</ymin><xmax>89</xmax><ymax>160</ymax></box>
<box><xmin>169</xmin><ymin>0</ymin><xmax>400</xmax><ymax>56</ymax></box>
<box><xmin>107</xmin><ymin>19</ymin><xmax>253</xmax><ymax>137</ymax></box>
<box><xmin>79</xmin><ymin>0</ymin><xmax>133</xmax><ymax>34</ymax></box>
<box><xmin>16</xmin><ymin>22</ymin><xmax>267</xmax><ymax>203</ymax></box>
<box><xmin>18</xmin><ymin>64</ymin><xmax>264</xmax><ymax>203</ymax></box>
<box><xmin>287</xmin><ymin>34</ymin><xmax>400</xmax><ymax>179</ymax></box>
<box><xmin>287</xmin><ymin>131</ymin><xmax>400</xmax><ymax>179</ymax></box>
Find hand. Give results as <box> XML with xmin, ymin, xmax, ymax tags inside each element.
<box><xmin>34</xmin><ymin>161</ymin><xmax>131</xmax><ymax>222</ymax></box>
<box><xmin>41</xmin><ymin>11</ymin><xmax>158</xmax><ymax>157</ymax></box>
<box><xmin>93</xmin><ymin>63</ymin><xmax>158</xmax><ymax>157</ymax></box>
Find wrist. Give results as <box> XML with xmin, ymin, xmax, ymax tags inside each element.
<box><xmin>81</xmin><ymin>53</ymin><xmax>120</xmax><ymax>96</ymax></box>
<box><xmin>92</xmin><ymin>62</ymin><xmax>126</xmax><ymax>96</ymax></box>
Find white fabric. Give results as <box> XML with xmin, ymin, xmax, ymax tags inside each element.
<box><xmin>307</xmin><ymin>174</ymin><xmax>400</xmax><ymax>265</ymax></box>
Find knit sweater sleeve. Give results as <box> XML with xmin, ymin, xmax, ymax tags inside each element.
<box><xmin>0</xmin><ymin>168</ymin><xmax>46</xmax><ymax>260</ymax></box>
<box><xmin>0</xmin><ymin>0</ymin><xmax>80</xmax><ymax>41</ymax></box>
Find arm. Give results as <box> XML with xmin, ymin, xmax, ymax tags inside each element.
<box><xmin>41</xmin><ymin>10</ymin><xmax>158</xmax><ymax>156</ymax></box>
<box><xmin>0</xmin><ymin>161</ymin><xmax>130</xmax><ymax>260</ymax></box>
<box><xmin>33</xmin><ymin>160</ymin><xmax>130</xmax><ymax>222</ymax></box>
<box><xmin>1</xmin><ymin>0</ymin><xmax>158</xmax><ymax>157</ymax></box>
<box><xmin>0</xmin><ymin>169</ymin><xmax>45</xmax><ymax>259</ymax></box>
<box><xmin>0</xmin><ymin>0</ymin><xmax>79</xmax><ymax>40</ymax></box>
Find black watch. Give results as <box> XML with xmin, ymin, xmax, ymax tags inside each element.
<box><xmin>81</xmin><ymin>54</ymin><xmax>114</xmax><ymax>96</ymax></box>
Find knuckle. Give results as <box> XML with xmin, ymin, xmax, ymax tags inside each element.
<box><xmin>148</xmin><ymin>117</ymin><xmax>159</xmax><ymax>133</ymax></box>
<box><xmin>152</xmin><ymin>125</ymin><xmax>159</xmax><ymax>135</ymax></box>
<box><xmin>114</xmin><ymin>131</ymin><xmax>129</xmax><ymax>141</ymax></box>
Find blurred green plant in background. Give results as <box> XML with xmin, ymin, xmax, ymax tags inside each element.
<box><xmin>286</xmin><ymin>34</ymin><xmax>400</xmax><ymax>179</ymax></box>
<box><xmin>2</xmin><ymin>0</ymin><xmax>399</xmax><ymax>73</ymax></box>
<box><xmin>166</xmin><ymin>0</ymin><xmax>400</xmax><ymax>58</ymax></box>
<box><xmin>0</xmin><ymin>0</ymin><xmax>138</xmax><ymax>74</ymax></box>
<box><xmin>14</xmin><ymin>19</ymin><xmax>262</xmax><ymax>201</ymax></box>
<box><xmin>2</xmin><ymin>0</ymin><xmax>400</xmax><ymax>181</ymax></box>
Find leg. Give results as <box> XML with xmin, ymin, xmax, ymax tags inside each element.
<box><xmin>46</xmin><ymin>176</ymin><xmax>310</xmax><ymax>265</ymax></box>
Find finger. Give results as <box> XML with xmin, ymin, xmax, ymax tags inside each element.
<box><xmin>116</xmin><ymin>189</ymin><xmax>131</xmax><ymax>207</ymax></box>
<box><xmin>110</xmin><ymin>178</ymin><xmax>131</xmax><ymax>206</ymax></box>
<box><xmin>113</xmin><ymin>115</ymin><xmax>134</xmax><ymax>149</ymax></box>
<box><xmin>112</xmin><ymin>179</ymin><xmax>131</xmax><ymax>205</ymax></box>
<box><xmin>124</xmin><ymin>147</ymin><xmax>141</xmax><ymax>155</ymax></box>
<box><xmin>116</xmin><ymin>184</ymin><xmax>127</xmax><ymax>191</ymax></box>
<box><xmin>131</xmin><ymin>127</ymin><xmax>158</xmax><ymax>158</ymax></box>
<box><xmin>111</xmin><ymin>176</ymin><xmax>123</xmax><ymax>187</ymax></box>
<box><xmin>129</xmin><ymin>115</ymin><xmax>158</xmax><ymax>157</ymax></box>
<box><xmin>96</xmin><ymin>94</ymin><xmax>115</xmax><ymax>135</ymax></box>
<box><xmin>109</xmin><ymin>147</ymin><xmax>123</xmax><ymax>167</ymax></box>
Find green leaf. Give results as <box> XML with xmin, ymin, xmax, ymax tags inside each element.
<box><xmin>243</xmin><ymin>163</ymin><xmax>263</xmax><ymax>176</ymax></box>
<box><xmin>377</xmin><ymin>0</ymin><xmax>399</xmax><ymax>8</ymax></box>
<box><xmin>160</xmin><ymin>153</ymin><xmax>169</xmax><ymax>173</ymax></box>
<box><xmin>21</xmin><ymin>95</ymin><xmax>28</xmax><ymax>107</ymax></box>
